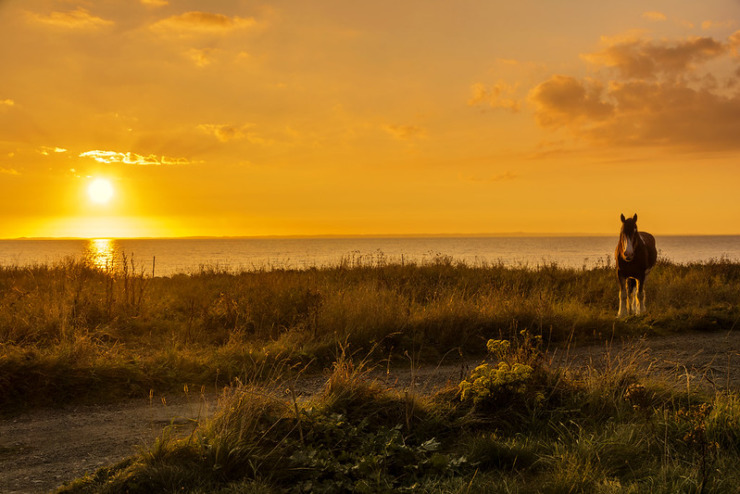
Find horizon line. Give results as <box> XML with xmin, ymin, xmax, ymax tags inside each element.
<box><xmin>5</xmin><ymin>232</ymin><xmax>740</xmax><ymax>241</ymax></box>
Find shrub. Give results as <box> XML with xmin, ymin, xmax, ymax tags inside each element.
<box><xmin>459</xmin><ymin>330</ymin><xmax>545</xmax><ymax>409</ymax></box>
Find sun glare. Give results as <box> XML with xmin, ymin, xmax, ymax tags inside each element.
<box><xmin>88</xmin><ymin>178</ymin><xmax>114</xmax><ymax>204</ymax></box>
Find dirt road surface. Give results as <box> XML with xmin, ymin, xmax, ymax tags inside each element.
<box><xmin>2</xmin><ymin>329</ymin><xmax>740</xmax><ymax>494</ymax></box>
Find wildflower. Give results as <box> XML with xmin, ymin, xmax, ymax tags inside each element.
<box><xmin>486</xmin><ymin>339</ymin><xmax>511</xmax><ymax>358</ymax></box>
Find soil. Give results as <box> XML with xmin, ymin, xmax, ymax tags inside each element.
<box><xmin>3</xmin><ymin>329</ymin><xmax>740</xmax><ymax>494</ymax></box>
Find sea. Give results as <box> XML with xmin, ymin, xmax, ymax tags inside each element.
<box><xmin>0</xmin><ymin>236</ymin><xmax>738</xmax><ymax>277</ymax></box>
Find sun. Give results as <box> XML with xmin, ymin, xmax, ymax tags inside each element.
<box><xmin>88</xmin><ymin>178</ymin><xmax>114</xmax><ymax>204</ymax></box>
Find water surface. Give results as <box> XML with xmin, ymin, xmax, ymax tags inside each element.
<box><xmin>0</xmin><ymin>236</ymin><xmax>738</xmax><ymax>276</ymax></box>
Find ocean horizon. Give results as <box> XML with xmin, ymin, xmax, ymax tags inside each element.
<box><xmin>1</xmin><ymin>235</ymin><xmax>739</xmax><ymax>277</ymax></box>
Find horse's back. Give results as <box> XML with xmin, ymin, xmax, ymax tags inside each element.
<box><xmin>639</xmin><ymin>231</ymin><xmax>658</xmax><ymax>269</ymax></box>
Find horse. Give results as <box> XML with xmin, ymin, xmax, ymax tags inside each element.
<box><xmin>615</xmin><ymin>213</ymin><xmax>657</xmax><ymax>317</ymax></box>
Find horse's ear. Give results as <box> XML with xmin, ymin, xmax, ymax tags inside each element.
<box><xmin>620</xmin><ymin>214</ymin><xmax>626</xmax><ymax>223</ymax></box>
<box><xmin>632</xmin><ymin>213</ymin><xmax>638</xmax><ymax>222</ymax></box>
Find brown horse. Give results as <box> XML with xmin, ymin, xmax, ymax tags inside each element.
<box><xmin>615</xmin><ymin>213</ymin><xmax>657</xmax><ymax>317</ymax></box>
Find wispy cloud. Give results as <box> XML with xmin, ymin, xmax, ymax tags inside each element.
<box><xmin>730</xmin><ymin>31</ymin><xmax>740</xmax><ymax>56</ymax></box>
<box><xmin>383</xmin><ymin>124</ymin><xmax>426</xmax><ymax>140</ymax></box>
<box><xmin>1</xmin><ymin>99</ymin><xmax>14</xmax><ymax>107</ymax></box>
<box><xmin>26</xmin><ymin>8</ymin><xmax>114</xmax><ymax>30</ymax></box>
<box><xmin>702</xmin><ymin>20</ymin><xmax>736</xmax><ymax>31</ymax></box>
<box><xmin>141</xmin><ymin>0</ymin><xmax>169</xmax><ymax>7</ymax></box>
<box><xmin>198</xmin><ymin>123</ymin><xmax>271</xmax><ymax>144</ymax></box>
<box><xmin>150</xmin><ymin>11</ymin><xmax>257</xmax><ymax>36</ymax></box>
<box><xmin>642</xmin><ymin>11</ymin><xmax>667</xmax><ymax>22</ymax></box>
<box><xmin>80</xmin><ymin>150</ymin><xmax>192</xmax><ymax>165</ymax></box>
<box><xmin>39</xmin><ymin>146</ymin><xmax>67</xmax><ymax>156</ymax></box>
<box><xmin>186</xmin><ymin>48</ymin><xmax>216</xmax><ymax>67</ymax></box>
<box><xmin>461</xmin><ymin>171</ymin><xmax>517</xmax><ymax>183</ymax></box>
<box><xmin>0</xmin><ymin>168</ymin><xmax>20</xmax><ymax>176</ymax></box>
<box><xmin>468</xmin><ymin>82</ymin><xmax>521</xmax><ymax>112</ymax></box>
<box><xmin>582</xmin><ymin>34</ymin><xmax>727</xmax><ymax>79</ymax></box>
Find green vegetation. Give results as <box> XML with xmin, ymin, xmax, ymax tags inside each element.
<box><xmin>2</xmin><ymin>256</ymin><xmax>739</xmax><ymax>411</ymax></box>
<box><xmin>57</xmin><ymin>333</ymin><xmax>740</xmax><ymax>493</ymax></box>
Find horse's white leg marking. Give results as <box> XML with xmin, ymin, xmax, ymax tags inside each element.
<box><xmin>618</xmin><ymin>279</ymin><xmax>628</xmax><ymax>317</ymax></box>
<box><xmin>636</xmin><ymin>280</ymin><xmax>646</xmax><ymax>315</ymax></box>
<box><xmin>633</xmin><ymin>279</ymin><xmax>642</xmax><ymax>315</ymax></box>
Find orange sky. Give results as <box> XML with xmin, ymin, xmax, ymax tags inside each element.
<box><xmin>1</xmin><ymin>0</ymin><xmax>740</xmax><ymax>238</ymax></box>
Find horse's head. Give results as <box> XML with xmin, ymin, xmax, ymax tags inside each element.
<box><xmin>619</xmin><ymin>213</ymin><xmax>639</xmax><ymax>262</ymax></box>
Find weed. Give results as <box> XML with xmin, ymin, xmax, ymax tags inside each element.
<box><xmin>459</xmin><ymin>330</ymin><xmax>546</xmax><ymax>410</ymax></box>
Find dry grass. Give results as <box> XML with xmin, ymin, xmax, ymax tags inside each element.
<box><xmin>1</xmin><ymin>257</ymin><xmax>739</xmax><ymax>411</ymax></box>
<box><xmin>57</xmin><ymin>335</ymin><xmax>740</xmax><ymax>493</ymax></box>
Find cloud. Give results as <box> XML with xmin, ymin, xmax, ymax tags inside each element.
<box><xmin>150</xmin><ymin>11</ymin><xmax>257</xmax><ymax>36</ymax></box>
<box><xmin>26</xmin><ymin>7</ymin><xmax>114</xmax><ymax>30</ymax></box>
<box><xmin>529</xmin><ymin>75</ymin><xmax>613</xmax><ymax>127</ymax></box>
<box><xmin>528</xmin><ymin>31</ymin><xmax>740</xmax><ymax>151</ymax></box>
<box><xmin>597</xmin><ymin>81</ymin><xmax>740</xmax><ymax>148</ymax></box>
<box><xmin>469</xmin><ymin>82</ymin><xmax>521</xmax><ymax>112</ymax></box>
<box><xmin>141</xmin><ymin>0</ymin><xmax>169</xmax><ymax>7</ymax></box>
<box><xmin>39</xmin><ymin>146</ymin><xmax>67</xmax><ymax>156</ymax></box>
<box><xmin>0</xmin><ymin>168</ymin><xmax>20</xmax><ymax>176</ymax></box>
<box><xmin>530</xmin><ymin>76</ymin><xmax>740</xmax><ymax>151</ymax></box>
<box><xmin>702</xmin><ymin>20</ymin><xmax>736</xmax><ymax>31</ymax></box>
<box><xmin>383</xmin><ymin>124</ymin><xmax>426</xmax><ymax>140</ymax></box>
<box><xmin>642</xmin><ymin>11</ymin><xmax>667</xmax><ymax>22</ymax></box>
<box><xmin>462</xmin><ymin>171</ymin><xmax>517</xmax><ymax>183</ymax></box>
<box><xmin>187</xmin><ymin>48</ymin><xmax>215</xmax><ymax>67</ymax></box>
<box><xmin>731</xmin><ymin>30</ymin><xmax>740</xmax><ymax>55</ymax></box>
<box><xmin>1</xmin><ymin>99</ymin><xmax>14</xmax><ymax>107</ymax></box>
<box><xmin>80</xmin><ymin>150</ymin><xmax>192</xmax><ymax>165</ymax></box>
<box><xmin>198</xmin><ymin>124</ymin><xmax>271</xmax><ymax>144</ymax></box>
<box><xmin>582</xmin><ymin>35</ymin><xmax>727</xmax><ymax>79</ymax></box>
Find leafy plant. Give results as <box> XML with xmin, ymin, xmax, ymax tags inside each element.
<box><xmin>459</xmin><ymin>330</ymin><xmax>545</xmax><ymax>407</ymax></box>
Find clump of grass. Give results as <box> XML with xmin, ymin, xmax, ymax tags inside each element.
<box><xmin>59</xmin><ymin>350</ymin><xmax>465</xmax><ymax>493</ymax></box>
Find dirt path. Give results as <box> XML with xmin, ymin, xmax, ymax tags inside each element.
<box><xmin>0</xmin><ymin>393</ymin><xmax>215</xmax><ymax>494</ymax></box>
<box><xmin>2</xmin><ymin>330</ymin><xmax>740</xmax><ymax>494</ymax></box>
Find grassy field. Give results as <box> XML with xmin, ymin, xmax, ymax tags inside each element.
<box><xmin>1</xmin><ymin>256</ymin><xmax>739</xmax><ymax>411</ymax></box>
<box><xmin>2</xmin><ymin>256</ymin><xmax>740</xmax><ymax>492</ymax></box>
<box><xmin>57</xmin><ymin>330</ymin><xmax>740</xmax><ymax>493</ymax></box>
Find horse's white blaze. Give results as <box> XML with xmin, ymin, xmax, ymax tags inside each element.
<box><xmin>622</xmin><ymin>235</ymin><xmax>634</xmax><ymax>259</ymax></box>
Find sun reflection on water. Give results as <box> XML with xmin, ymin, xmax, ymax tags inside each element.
<box><xmin>86</xmin><ymin>238</ymin><xmax>117</xmax><ymax>270</ymax></box>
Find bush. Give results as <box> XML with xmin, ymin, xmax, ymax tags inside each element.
<box><xmin>459</xmin><ymin>330</ymin><xmax>546</xmax><ymax>409</ymax></box>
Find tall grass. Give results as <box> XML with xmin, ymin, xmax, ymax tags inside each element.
<box><xmin>57</xmin><ymin>335</ymin><xmax>740</xmax><ymax>493</ymax></box>
<box><xmin>1</xmin><ymin>256</ymin><xmax>739</xmax><ymax>411</ymax></box>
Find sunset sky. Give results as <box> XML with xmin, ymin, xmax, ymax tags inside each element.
<box><xmin>1</xmin><ymin>0</ymin><xmax>740</xmax><ymax>238</ymax></box>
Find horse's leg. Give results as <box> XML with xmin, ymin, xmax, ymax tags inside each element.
<box><xmin>635</xmin><ymin>277</ymin><xmax>646</xmax><ymax>315</ymax></box>
<box><xmin>617</xmin><ymin>275</ymin><xmax>629</xmax><ymax>317</ymax></box>
<box><xmin>627</xmin><ymin>278</ymin><xmax>637</xmax><ymax>315</ymax></box>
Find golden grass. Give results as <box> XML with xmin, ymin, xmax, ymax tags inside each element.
<box><xmin>1</xmin><ymin>257</ymin><xmax>739</xmax><ymax>411</ymax></box>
